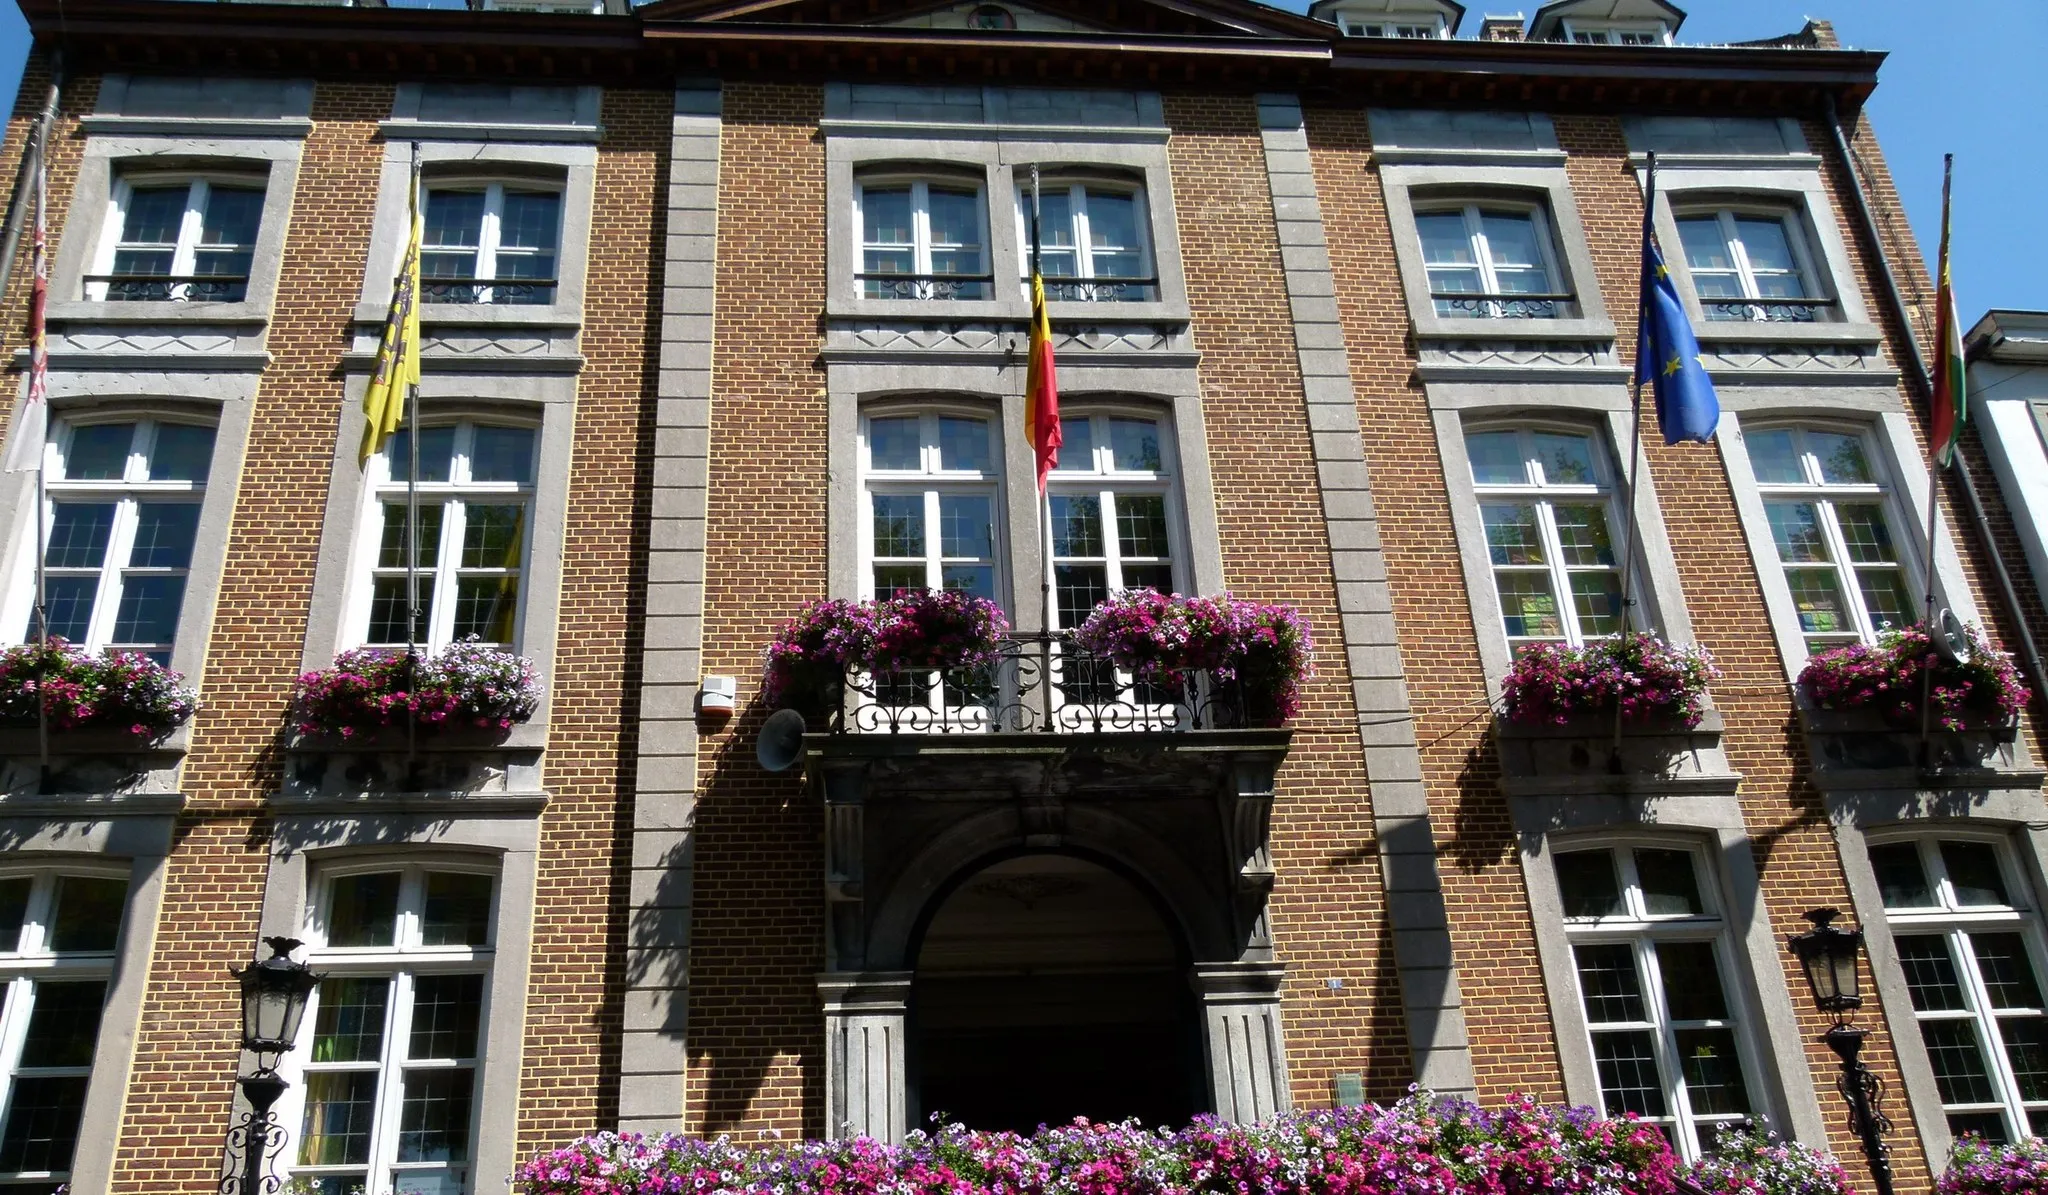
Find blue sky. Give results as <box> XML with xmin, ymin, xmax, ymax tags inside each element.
<box><xmin>0</xmin><ymin>0</ymin><xmax>2037</xmax><ymax>317</ymax></box>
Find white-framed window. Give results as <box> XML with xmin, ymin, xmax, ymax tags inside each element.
<box><xmin>855</xmin><ymin>176</ymin><xmax>991</xmax><ymax>301</ymax></box>
<box><xmin>1675</xmin><ymin>208</ymin><xmax>1826</xmax><ymax>323</ymax></box>
<box><xmin>420</xmin><ymin>182</ymin><xmax>562</xmax><ymax>306</ymax></box>
<box><xmin>1337</xmin><ymin>15</ymin><xmax>1445</xmax><ymax>37</ymax></box>
<box><xmin>1414</xmin><ymin>202</ymin><xmax>1570</xmax><ymax>319</ymax></box>
<box><xmin>0</xmin><ymin>867</ymin><xmax>130</xmax><ymax>1191</ymax></box>
<box><xmin>1870</xmin><ymin>834</ymin><xmax>2048</xmax><ymax>1142</ymax></box>
<box><xmin>1742</xmin><ymin>423</ymin><xmax>1916</xmax><ymax>655</ymax></box>
<box><xmin>1018</xmin><ymin>181</ymin><xmax>1156</xmax><ymax>302</ymax></box>
<box><xmin>1046</xmin><ymin>410</ymin><xmax>1181</xmax><ymax>632</ymax></box>
<box><xmin>24</xmin><ymin>418</ymin><xmax>217</xmax><ymax>664</ymax></box>
<box><xmin>1465</xmin><ymin>425</ymin><xmax>1624</xmax><ymax>649</ymax></box>
<box><xmin>1554</xmin><ymin>841</ymin><xmax>1758</xmax><ymax>1160</ymax></box>
<box><xmin>290</xmin><ymin>861</ymin><xmax>497</xmax><ymax>1195</ymax></box>
<box><xmin>860</xmin><ymin>408</ymin><xmax>1003</xmax><ymax>604</ymax></box>
<box><xmin>89</xmin><ymin>175</ymin><xmax>263</xmax><ymax>302</ymax></box>
<box><xmin>351</xmin><ymin>421</ymin><xmax>535</xmax><ymax>652</ymax></box>
<box><xmin>1562</xmin><ymin>20</ymin><xmax>1671</xmax><ymax>44</ymax></box>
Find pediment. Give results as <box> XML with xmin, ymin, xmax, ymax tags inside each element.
<box><xmin>635</xmin><ymin>0</ymin><xmax>1332</xmax><ymax>41</ymax></box>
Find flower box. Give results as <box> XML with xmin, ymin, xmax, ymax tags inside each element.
<box><xmin>1939</xmin><ymin>1134</ymin><xmax>2048</xmax><ymax>1195</ymax></box>
<box><xmin>291</xmin><ymin>639</ymin><xmax>541</xmax><ymax>743</ymax></box>
<box><xmin>1499</xmin><ymin>634</ymin><xmax>1719</xmax><ymax>728</ymax></box>
<box><xmin>762</xmin><ymin>592</ymin><xmax>1008</xmax><ymax>716</ymax></box>
<box><xmin>0</xmin><ymin>640</ymin><xmax>196</xmax><ymax>742</ymax></box>
<box><xmin>1496</xmin><ymin>708</ymin><xmax>1730</xmax><ymax>788</ymax></box>
<box><xmin>1798</xmin><ymin>622</ymin><xmax>2028</xmax><ymax>731</ymax></box>
<box><xmin>1073</xmin><ymin>590</ymin><xmax>1313</xmax><ymax>726</ymax></box>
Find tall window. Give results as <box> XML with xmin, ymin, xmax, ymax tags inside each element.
<box><xmin>1415</xmin><ymin>203</ymin><xmax>1567</xmax><ymax>319</ymax></box>
<box><xmin>861</xmin><ymin>409</ymin><xmax>1002</xmax><ymax>603</ymax></box>
<box><xmin>1676</xmin><ymin>209</ymin><xmax>1823</xmax><ymax>323</ymax></box>
<box><xmin>356</xmin><ymin>422</ymin><xmax>534</xmax><ymax>651</ymax></box>
<box><xmin>1465</xmin><ymin>426</ymin><xmax>1623</xmax><ymax>648</ymax></box>
<box><xmin>28</xmin><ymin>419</ymin><xmax>217</xmax><ymax>664</ymax></box>
<box><xmin>1870</xmin><ymin>835</ymin><xmax>2048</xmax><ymax>1143</ymax></box>
<box><xmin>856</xmin><ymin>179</ymin><xmax>990</xmax><ymax>300</ymax></box>
<box><xmin>1742</xmin><ymin>424</ymin><xmax>1915</xmax><ymax>655</ymax></box>
<box><xmin>1020</xmin><ymin>182</ymin><xmax>1155</xmax><ymax>302</ymax></box>
<box><xmin>1554</xmin><ymin>843</ymin><xmax>1755</xmax><ymax>1160</ymax></box>
<box><xmin>1047</xmin><ymin>412</ymin><xmax>1178</xmax><ymax>630</ymax></box>
<box><xmin>421</xmin><ymin>183</ymin><xmax>561</xmax><ymax>305</ymax></box>
<box><xmin>0</xmin><ymin>869</ymin><xmax>129</xmax><ymax>1193</ymax></box>
<box><xmin>91</xmin><ymin>177</ymin><xmax>262</xmax><ymax>302</ymax></box>
<box><xmin>293</xmin><ymin>863</ymin><xmax>496</xmax><ymax>1195</ymax></box>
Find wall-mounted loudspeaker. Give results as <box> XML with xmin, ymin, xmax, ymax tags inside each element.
<box><xmin>756</xmin><ymin>708</ymin><xmax>809</xmax><ymax>773</ymax></box>
<box><xmin>1933</xmin><ymin>607</ymin><xmax>1973</xmax><ymax>667</ymax></box>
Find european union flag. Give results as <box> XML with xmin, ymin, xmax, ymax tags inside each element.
<box><xmin>1636</xmin><ymin>234</ymin><xmax>1721</xmax><ymax>444</ymax></box>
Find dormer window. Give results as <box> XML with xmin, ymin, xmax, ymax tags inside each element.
<box><xmin>967</xmin><ymin>4</ymin><xmax>1016</xmax><ymax>29</ymax></box>
<box><xmin>1339</xmin><ymin>15</ymin><xmax>1445</xmax><ymax>37</ymax></box>
<box><xmin>1561</xmin><ymin>20</ymin><xmax>1670</xmax><ymax>44</ymax></box>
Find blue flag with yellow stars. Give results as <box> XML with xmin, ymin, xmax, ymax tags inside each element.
<box><xmin>1636</xmin><ymin>234</ymin><xmax>1720</xmax><ymax>444</ymax></box>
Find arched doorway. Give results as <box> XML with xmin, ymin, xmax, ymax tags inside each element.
<box><xmin>910</xmin><ymin>853</ymin><xmax>1202</xmax><ymax>1132</ymax></box>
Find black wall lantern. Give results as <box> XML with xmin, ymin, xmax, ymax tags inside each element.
<box><xmin>1790</xmin><ymin>909</ymin><xmax>1894</xmax><ymax>1195</ymax></box>
<box><xmin>220</xmin><ymin>936</ymin><xmax>320</xmax><ymax>1195</ymax></box>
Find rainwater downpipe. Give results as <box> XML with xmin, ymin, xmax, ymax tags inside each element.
<box><xmin>0</xmin><ymin>49</ymin><xmax>62</xmax><ymax>303</ymax></box>
<box><xmin>1824</xmin><ymin>92</ymin><xmax>2048</xmax><ymax>711</ymax></box>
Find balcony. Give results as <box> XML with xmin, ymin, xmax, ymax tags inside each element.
<box><xmin>85</xmin><ymin>273</ymin><xmax>249</xmax><ymax>303</ymax></box>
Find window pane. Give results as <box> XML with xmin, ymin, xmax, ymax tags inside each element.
<box><xmin>1921</xmin><ymin>1019</ymin><xmax>1998</xmax><ymax>1104</ymax></box>
<box><xmin>1465</xmin><ymin>431</ymin><xmax>1524</xmax><ymax>485</ymax></box>
<box><xmin>1552</xmin><ymin>505</ymin><xmax>1615</xmax><ymax>567</ymax></box>
<box><xmin>299</xmin><ymin>1070</ymin><xmax>380</xmax><ymax>1165</ymax></box>
<box><xmin>45</xmin><ymin>503</ymin><xmax>115</xmax><ymax>569</ymax></box>
<box><xmin>423</xmin><ymin>873</ymin><xmax>494</xmax><ymax>947</ymax></box>
<box><xmin>1109</xmin><ymin>418</ymin><xmax>1163</xmax><ymax>472</ymax></box>
<box><xmin>1532</xmin><ymin>434</ymin><xmax>1597</xmax><ymax>485</ymax></box>
<box><xmin>199</xmin><ymin>185</ymin><xmax>263</xmax><ymax>255</ymax></box>
<box><xmin>1970</xmin><ymin>933</ymin><xmax>2044</xmax><ymax>1009</ymax></box>
<box><xmin>1946</xmin><ymin>1112</ymin><xmax>2009</xmax><ymax>1144</ymax></box>
<box><xmin>64</xmin><ymin>424</ymin><xmax>135</xmax><ymax>480</ymax></box>
<box><xmin>867</xmin><ymin>417</ymin><xmax>921</xmax><ymax>471</ymax></box>
<box><xmin>1120</xmin><ymin>563</ymin><xmax>1173</xmax><ymax>595</ymax></box>
<box><xmin>1734</xmin><ymin>217</ymin><xmax>1798</xmax><ymax>273</ymax></box>
<box><xmin>937</xmin><ymin>495</ymin><xmax>994</xmax><ymax>559</ymax></box>
<box><xmin>1765</xmin><ymin>502</ymin><xmax>1832</xmax><ymax>564</ymax></box>
<box><xmin>1895</xmin><ymin>935</ymin><xmax>1968</xmax><ymax>1011</ymax></box>
<box><xmin>112</xmin><ymin>576</ymin><xmax>187</xmax><ymax>646</ymax></box>
<box><xmin>43</xmin><ymin>578</ymin><xmax>98</xmax><ymax>642</ymax></box>
<box><xmin>1054</xmin><ymin>563</ymin><xmax>1108</xmax><ymax>629</ymax></box>
<box><xmin>1415</xmin><ymin>211</ymin><xmax>1476</xmax><ymax>265</ymax></box>
<box><xmin>2001</xmin><ymin>1019</ymin><xmax>2048</xmax><ymax>1100</ymax></box>
<box><xmin>1481</xmin><ymin>504</ymin><xmax>1544</xmax><ymax>566</ymax></box>
<box><xmin>499</xmin><ymin>191</ymin><xmax>561</xmax><ymax>251</ymax></box>
<box><xmin>48</xmin><ymin>876</ymin><xmax>126</xmax><ymax>953</ymax></box>
<box><xmin>1856</xmin><ymin>568</ymin><xmax>1916</xmax><ymax>635</ymax></box>
<box><xmin>1657</xmin><ymin>942</ymin><xmax>1728</xmax><ymax>1020</ymax></box>
<box><xmin>1944</xmin><ymin>842</ymin><xmax>2011</xmax><ymax>907</ymax></box>
<box><xmin>1480</xmin><ymin>211</ymin><xmax>1548</xmax><ymax>274</ymax></box>
<box><xmin>1677</xmin><ymin>217</ymin><xmax>1734</xmax><ymax>271</ymax></box>
<box><xmin>0</xmin><ymin>877</ymin><xmax>28</xmax><ymax>950</ymax></box>
<box><xmin>1784</xmin><ymin>569</ymin><xmax>1850</xmax><ymax>636</ymax></box>
<box><xmin>1835</xmin><ymin>504</ymin><xmax>1899</xmax><ymax>565</ymax></box>
<box><xmin>862</xmin><ymin>187</ymin><xmax>913</xmax><ymax>246</ymax></box>
<box><xmin>937</xmin><ymin>417</ymin><xmax>991</xmax><ymax>474</ymax></box>
<box><xmin>119</xmin><ymin>186</ymin><xmax>189</xmax><ymax>244</ymax></box>
<box><xmin>17</xmin><ymin>981</ymin><xmax>107</xmax><ymax>1068</ymax></box>
<box><xmin>378</xmin><ymin>503</ymin><xmax>445</xmax><ymax>570</ymax></box>
<box><xmin>872</xmin><ymin>565</ymin><xmax>924</xmax><ymax>602</ymax></box>
<box><xmin>470</xmin><ymin>426</ymin><xmax>537</xmax><ymax>485</ymax></box>
<box><xmin>1050</xmin><ymin>495</ymin><xmax>1103</xmax><ymax>558</ymax></box>
<box><xmin>1115</xmin><ymin>494</ymin><xmax>1170</xmax><ymax>559</ymax></box>
<box><xmin>385</xmin><ymin>427</ymin><xmax>456</xmax><ymax>484</ymax></box>
<box><xmin>1569</xmin><ymin>573</ymin><xmax>1625</xmax><ymax>638</ymax></box>
<box><xmin>368</xmin><ymin>578</ymin><xmax>436</xmax><ymax>645</ymax></box>
<box><xmin>149</xmin><ymin>424</ymin><xmax>216</xmax><ymax>483</ymax></box>
<box><xmin>928</xmin><ymin>188</ymin><xmax>984</xmax><ymax>280</ymax></box>
<box><xmin>1056</xmin><ymin>417</ymin><xmax>1095</xmax><ymax>470</ymax></box>
<box><xmin>940</xmin><ymin>564</ymin><xmax>996</xmax><ymax>601</ymax></box>
<box><xmin>1496</xmin><ymin>574</ymin><xmax>1562</xmax><ymax>640</ymax></box>
<box><xmin>327</xmin><ymin>872</ymin><xmax>401</xmax><ymax>947</ymax></box>
<box><xmin>1636</xmin><ymin>849</ymin><xmax>1704</xmax><ymax>916</ymax></box>
<box><xmin>397</xmin><ymin>1068</ymin><xmax>476</xmax><ymax>1164</ymax></box>
<box><xmin>1809</xmin><ymin>432</ymin><xmax>1873</xmax><ymax>484</ymax></box>
<box><xmin>872</xmin><ymin>494</ymin><xmax>926</xmax><ymax>558</ymax></box>
<box><xmin>1574</xmin><ymin>942</ymin><xmax>1647</xmax><ymax>1022</ymax></box>
<box><xmin>1674</xmin><ymin>1027</ymin><xmax>1751</xmax><ymax>1115</ymax></box>
<box><xmin>1744</xmin><ymin>429</ymin><xmax>1804</xmax><ymax>484</ymax></box>
<box><xmin>1591</xmin><ymin>1030</ymin><xmax>1668</xmax><ymax>1117</ymax></box>
<box><xmin>129</xmin><ymin>502</ymin><xmax>200</xmax><ymax>569</ymax></box>
<box><xmin>311</xmin><ymin>976</ymin><xmax>390</xmax><ymax>1064</ymax></box>
<box><xmin>461</xmin><ymin>505</ymin><xmax>526</xmax><ymax>569</ymax></box>
<box><xmin>1870</xmin><ymin>843</ymin><xmax>1935</xmax><ymax>908</ymax></box>
<box><xmin>1085</xmin><ymin>191</ymin><xmax>1140</xmax><ymax>252</ymax></box>
<box><xmin>0</xmin><ymin>1075</ymin><xmax>89</xmax><ymax>1172</ymax></box>
<box><xmin>453</xmin><ymin>577</ymin><xmax>520</xmax><ymax>644</ymax></box>
<box><xmin>424</xmin><ymin>190</ymin><xmax>486</xmax><ymax>248</ymax></box>
<box><xmin>409</xmin><ymin>974</ymin><xmax>485</xmax><ymax>1059</ymax></box>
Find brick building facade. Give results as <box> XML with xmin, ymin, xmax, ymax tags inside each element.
<box><xmin>0</xmin><ymin>1</ymin><xmax>2041</xmax><ymax>1193</ymax></box>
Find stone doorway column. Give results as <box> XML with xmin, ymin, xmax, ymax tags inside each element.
<box><xmin>818</xmin><ymin>971</ymin><xmax>912</xmax><ymax>1141</ymax></box>
<box><xmin>1192</xmin><ymin>961</ymin><xmax>1292</xmax><ymax>1122</ymax></box>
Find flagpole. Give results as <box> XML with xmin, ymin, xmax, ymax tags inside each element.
<box><xmin>1612</xmin><ymin>152</ymin><xmax>1657</xmax><ymax>771</ymax></box>
<box><xmin>30</xmin><ymin>125</ymin><xmax>49</xmax><ymax>782</ymax></box>
<box><xmin>1917</xmin><ymin>154</ymin><xmax>1954</xmax><ymax>763</ymax></box>
<box><xmin>1030</xmin><ymin>164</ymin><xmax>1051</xmax><ymax>643</ymax></box>
<box><xmin>404</xmin><ymin>144</ymin><xmax>422</xmax><ymax>772</ymax></box>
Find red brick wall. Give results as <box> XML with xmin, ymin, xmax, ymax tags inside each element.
<box><xmin>1163</xmin><ymin>92</ymin><xmax>1413</xmax><ymax>1106</ymax></box>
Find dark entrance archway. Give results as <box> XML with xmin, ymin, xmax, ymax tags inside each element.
<box><xmin>909</xmin><ymin>853</ymin><xmax>1203</xmax><ymax>1133</ymax></box>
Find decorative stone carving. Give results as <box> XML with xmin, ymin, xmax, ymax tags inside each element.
<box><xmin>1418</xmin><ymin>340</ymin><xmax>1611</xmax><ymax>369</ymax></box>
<box><xmin>818</xmin><ymin>972</ymin><xmax>912</xmax><ymax>1142</ymax></box>
<box><xmin>833</xmin><ymin>321</ymin><xmax>1187</xmax><ymax>356</ymax></box>
<box><xmin>1192</xmin><ymin>961</ymin><xmax>1292</xmax><ymax>1123</ymax></box>
<box><xmin>57</xmin><ymin>328</ymin><xmax>243</xmax><ymax>355</ymax></box>
<box><xmin>1700</xmin><ymin>342</ymin><xmax>1886</xmax><ymax>372</ymax></box>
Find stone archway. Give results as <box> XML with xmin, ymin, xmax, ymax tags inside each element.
<box><xmin>909</xmin><ymin>853</ymin><xmax>1202</xmax><ymax>1132</ymax></box>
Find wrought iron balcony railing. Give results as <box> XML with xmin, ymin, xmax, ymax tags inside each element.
<box><xmin>1027</xmin><ymin>275</ymin><xmax>1160</xmax><ymax>303</ymax></box>
<box><xmin>1703</xmin><ymin>295</ymin><xmax>1832</xmax><ymax>323</ymax></box>
<box><xmin>1431</xmin><ymin>291</ymin><xmax>1575</xmax><ymax>319</ymax></box>
<box><xmin>86</xmin><ymin>273</ymin><xmax>249</xmax><ymax>302</ymax></box>
<box><xmin>857</xmin><ymin>272</ymin><xmax>995</xmax><ymax>301</ymax></box>
<box><xmin>826</xmin><ymin>632</ymin><xmax>1268</xmax><ymax>736</ymax></box>
<box><xmin>421</xmin><ymin>276</ymin><xmax>558</xmax><ymax>305</ymax></box>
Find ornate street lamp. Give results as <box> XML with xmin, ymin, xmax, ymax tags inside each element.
<box><xmin>1790</xmin><ymin>909</ymin><xmax>1894</xmax><ymax>1195</ymax></box>
<box><xmin>221</xmin><ymin>936</ymin><xmax>320</xmax><ymax>1195</ymax></box>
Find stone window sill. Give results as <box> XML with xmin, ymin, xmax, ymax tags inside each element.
<box><xmin>1496</xmin><ymin>708</ymin><xmax>1738</xmax><ymax>797</ymax></box>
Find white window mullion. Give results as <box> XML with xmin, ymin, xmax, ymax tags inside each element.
<box><xmin>922</xmin><ymin>490</ymin><xmax>944</xmax><ymax>592</ymax></box>
<box><xmin>365</xmin><ymin>968</ymin><xmax>417</xmax><ymax>1191</ymax></box>
<box><xmin>0</xmin><ymin>977</ymin><xmax>34</xmax><ymax>1138</ymax></box>
<box><xmin>910</xmin><ymin>182</ymin><xmax>933</xmax><ymax>280</ymax></box>
<box><xmin>1096</xmin><ymin>488</ymin><xmax>1123</xmax><ymax>593</ymax></box>
<box><xmin>1533</xmin><ymin>499</ymin><xmax>1582</xmax><ymax>644</ymax></box>
<box><xmin>1812</xmin><ymin>499</ymin><xmax>1877</xmax><ymax>641</ymax></box>
<box><xmin>1637</xmin><ymin>938</ymin><xmax>1699</xmax><ymax>1157</ymax></box>
<box><xmin>427</xmin><ymin>498</ymin><xmax>463</xmax><ymax>649</ymax></box>
<box><xmin>169</xmin><ymin>180</ymin><xmax>207</xmax><ymax>280</ymax></box>
<box><xmin>477</xmin><ymin>184</ymin><xmax>507</xmax><ymax>299</ymax></box>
